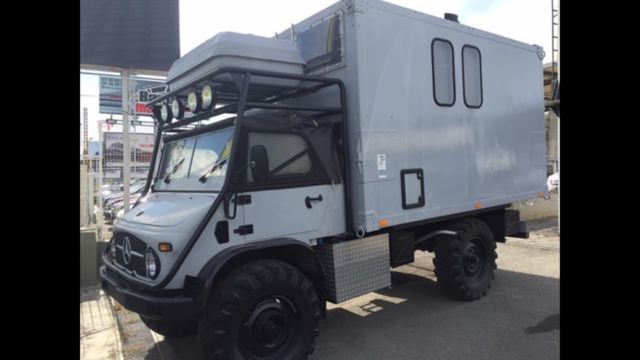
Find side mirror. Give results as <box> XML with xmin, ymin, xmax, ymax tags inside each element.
<box><xmin>250</xmin><ymin>145</ymin><xmax>269</xmax><ymax>182</ymax></box>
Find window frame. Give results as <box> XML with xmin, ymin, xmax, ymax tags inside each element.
<box><xmin>153</xmin><ymin>126</ymin><xmax>235</xmax><ymax>193</ymax></box>
<box><xmin>462</xmin><ymin>44</ymin><xmax>484</xmax><ymax>109</ymax></box>
<box><xmin>237</xmin><ymin>129</ymin><xmax>331</xmax><ymax>192</ymax></box>
<box><xmin>431</xmin><ymin>38</ymin><xmax>456</xmax><ymax>107</ymax></box>
<box><xmin>295</xmin><ymin>12</ymin><xmax>345</xmax><ymax>75</ymax></box>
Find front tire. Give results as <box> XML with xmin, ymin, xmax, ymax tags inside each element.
<box><xmin>198</xmin><ymin>260</ymin><xmax>321</xmax><ymax>360</ymax></box>
<box><xmin>433</xmin><ymin>218</ymin><xmax>497</xmax><ymax>300</ymax></box>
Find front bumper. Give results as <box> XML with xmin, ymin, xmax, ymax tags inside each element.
<box><xmin>100</xmin><ymin>265</ymin><xmax>199</xmax><ymax>321</ymax></box>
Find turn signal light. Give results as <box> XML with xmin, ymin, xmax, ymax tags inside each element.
<box><xmin>159</xmin><ymin>243</ymin><xmax>173</xmax><ymax>252</ymax></box>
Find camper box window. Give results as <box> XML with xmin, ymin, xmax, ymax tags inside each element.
<box><xmin>431</xmin><ymin>38</ymin><xmax>456</xmax><ymax>106</ymax></box>
<box><xmin>297</xmin><ymin>14</ymin><xmax>343</xmax><ymax>73</ymax></box>
<box><xmin>462</xmin><ymin>45</ymin><xmax>483</xmax><ymax>108</ymax></box>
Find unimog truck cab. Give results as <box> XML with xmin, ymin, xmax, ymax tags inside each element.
<box><xmin>100</xmin><ymin>1</ymin><xmax>546</xmax><ymax>359</ymax></box>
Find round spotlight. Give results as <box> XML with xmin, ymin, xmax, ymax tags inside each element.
<box><xmin>201</xmin><ymin>84</ymin><xmax>214</xmax><ymax>110</ymax></box>
<box><xmin>160</xmin><ymin>103</ymin><xmax>172</xmax><ymax>123</ymax></box>
<box><xmin>171</xmin><ymin>98</ymin><xmax>185</xmax><ymax>120</ymax></box>
<box><xmin>187</xmin><ymin>91</ymin><xmax>202</xmax><ymax>113</ymax></box>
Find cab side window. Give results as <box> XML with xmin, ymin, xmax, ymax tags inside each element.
<box><xmin>246</xmin><ymin>132</ymin><xmax>314</xmax><ymax>183</ymax></box>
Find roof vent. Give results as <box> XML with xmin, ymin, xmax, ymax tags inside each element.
<box><xmin>444</xmin><ymin>13</ymin><xmax>459</xmax><ymax>23</ymax></box>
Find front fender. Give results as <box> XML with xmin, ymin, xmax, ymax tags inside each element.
<box><xmin>196</xmin><ymin>239</ymin><xmax>327</xmax><ymax>316</ymax></box>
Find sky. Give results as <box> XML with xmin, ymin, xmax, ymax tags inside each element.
<box><xmin>81</xmin><ymin>0</ymin><xmax>554</xmax><ymax>147</ymax></box>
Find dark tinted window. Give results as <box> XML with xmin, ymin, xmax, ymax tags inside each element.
<box><xmin>462</xmin><ymin>45</ymin><xmax>483</xmax><ymax>108</ymax></box>
<box><xmin>297</xmin><ymin>14</ymin><xmax>342</xmax><ymax>72</ymax></box>
<box><xmin>431</xmin><ymin>39</ymin><xmax>455</xmax><ymax>106</ymax></box>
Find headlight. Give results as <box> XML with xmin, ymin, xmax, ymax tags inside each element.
<box><xmin>145</xmin><ymin>249</ymin><xmax>160</xmax><ymax>279</ymax></box>
<box><xmin>201</xmin><ymin>84</ymin><xmax>214</xmax><ymax>110</ymax></box>
<box><xmin>110</xmin><ymin>242</ymin><xmax>117</xmax><ymax>258</ymax></box>
<box><xmin>160</xmin><ymin>103</ymin><xmax>172</xmax><ymax>123</ymax></box>
<box><xmin>187</xmin><ymin>91</ymin><xmax>201</xmax><ymax>113</ymax></box>
<box><xmin>171</xmin><ymin>98</ymin><xmax>185</xmax><ymax>120</ymax></box>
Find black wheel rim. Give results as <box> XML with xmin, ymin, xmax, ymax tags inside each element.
<box><xmin>240</xmin><ymin>296</ymin><xmax>297</xmax><ymax>359</ymax></box>
<box><xmin>463</xmin><ymin>238</ymin><xmax>487</xmax><ymax>280</ymax></box>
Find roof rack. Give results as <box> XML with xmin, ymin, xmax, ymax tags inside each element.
<box><xmin>148</xmin><ymin>67</ymin><xmax>346</xmax><ymax>132</ymax></box>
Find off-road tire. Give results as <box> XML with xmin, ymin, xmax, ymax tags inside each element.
<box><xmin>433</xmin><ymin>218</ymin><xmax>498</xmax><ymax>301</ymax></box>
<box><xmin>197</xmin><ymin>259</ymin><xmax>321</xmax><ymax>360</ymax></box>
<box><xmin>140</xmin><ymin>316</ymin><xmax>197</xmax><ymax>338</ymax></box>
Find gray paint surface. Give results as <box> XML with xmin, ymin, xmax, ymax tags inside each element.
<box><xmin>284</xmin><ymin>0</ymin><xmax>546</xmax><ymax>233</ymax></box>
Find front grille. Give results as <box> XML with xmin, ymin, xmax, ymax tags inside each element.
<box><xmin>113</xmin><ymin>232</ymin><xmax>149</xmax><ymax>278</ymax></box>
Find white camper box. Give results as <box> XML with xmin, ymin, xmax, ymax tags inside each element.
<box><xmin>278</xmin><ymin>0</ymin><xmax>547</xmax><ymax>233</ymax></box>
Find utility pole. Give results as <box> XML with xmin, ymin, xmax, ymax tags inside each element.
<box><xmin>122</xmin><ymin>70</ymin><xmax>131</xmax><ymax>212</ymax></box>
<box><xmin>97</xmin><ymin>119</ymin><xmax>104</xmax><ymax>241</ymax></box>
<box><xmin>83</xmin><ymin>108</ymin><xmax>89</xmax><ymax>157</ymax></box>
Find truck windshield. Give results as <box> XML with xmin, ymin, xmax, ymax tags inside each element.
<box><xmin>157</xmin><ymin>127</ymin><xmax>234</xmax><ymax>191</ymax></box>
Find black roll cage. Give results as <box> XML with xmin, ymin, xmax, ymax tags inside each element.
<box><xmin>136</xmin><ymin>67</ymin><xmax>352</xmax><ymax>289</ymax></box>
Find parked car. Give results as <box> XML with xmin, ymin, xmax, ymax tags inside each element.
<box><xmin>103</xmin><ymin>181</ymin><xmax>145</xmax><ymax>205</ymax></box>
<box><xmin>119</xmin><ymin>178</ymin><xmax>146</xmax><ymax>191</ymax></box>
<box><xmin>105</xmin><ymin>194</ymin><xmax>141</xmax><ymax>222</ymax></box>
<box><xmin>103</xmin><ymin>182</ymin><xmax>146</xmax><ymax>218</ymax></box>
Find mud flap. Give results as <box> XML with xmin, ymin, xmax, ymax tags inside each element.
<box><xmin>505</xmin><ymin>209</ymin><xmax>529</xmax><ymax>239</ymax></box>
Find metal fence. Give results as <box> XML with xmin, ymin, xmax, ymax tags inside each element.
<box><xmin>80</xmin><ymin>121</ymin><xmax>156</xmax><ymax>242</ymax></box>
<box><xmin>80</xmin><ymin>155</ymin><xmax>104</xmax><ymax>241</ymax></box>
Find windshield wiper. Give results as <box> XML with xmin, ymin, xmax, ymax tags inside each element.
<box><xmin>199</xmin><ymin>159</ymin><xmax>227</xmax><ymax>183</ymax></box>
<box><xmin>164</xmin><ymin>158</ymin><xmax>185</xmax><ymax>184</ymax></box>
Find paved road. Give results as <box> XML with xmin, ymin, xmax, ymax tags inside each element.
<box><xmin>116</xmin><ymin>224</ymin><xmax>559</xmax><ymax>360</ymax></box>
<box><xmin>81</xmin><ymin>287</ymin><xmax>122</xmax><ymax>360</ymax></box>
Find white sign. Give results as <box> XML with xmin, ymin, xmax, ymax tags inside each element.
<box><xmin>88</xmin><ymin>141</ymin><xmax>102</xmax><ymax>157</ymax></box>
<box><xmin>99</xmin><ymin>76</ymin><xmax>167</xmax><ymax>115</ymax></box>
<box><xmin>377</xmin><ymin>154</ymin><xmax>387</xmax><ymax>171</ymax></box>
<box><xmin>104</xmin><ymin>169</ymin><xmax>121</xmax><ymax>179</ymax></box>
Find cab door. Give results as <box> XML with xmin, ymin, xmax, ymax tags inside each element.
<box><xmin>237</xmin><ymin>131</ymin><xmax>345</xmax><ymax>242</ymax></box>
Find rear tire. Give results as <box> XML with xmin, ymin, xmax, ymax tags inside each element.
<box><xmin>140</xmin><ymin>316</ymin><xmax>197</xmax><ymax>338</ymax></box>
<box><xmin>197</xmin><ymin>259</ymin><xmax>321</xmax><ymax>360</ymax></box>
<box><xmin>433</xmin><ymin>218</ymin><xmax>497</xmax><ymax>300</ymax></box>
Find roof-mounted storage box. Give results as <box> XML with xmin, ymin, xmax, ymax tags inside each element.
<box><xmin>166</xmin><ymin>32</ymin><xmax>305</xmax><ymax>90</ymax></box>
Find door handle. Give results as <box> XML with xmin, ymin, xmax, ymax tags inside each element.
<box><xmin>234</xmin><ymin>224</ymin><xmax>253</xmax><ymax>235</ymax></box>
<box><xmin>305</xmin><ymin>195</ymin><xmax>323</xmax><ymax>209</ymax></box>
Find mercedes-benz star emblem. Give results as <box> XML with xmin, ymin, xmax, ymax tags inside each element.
<box><xmin>122</xmin><ymin>237</ymin><xmax>132</xmax><ymax>265</ymax></box>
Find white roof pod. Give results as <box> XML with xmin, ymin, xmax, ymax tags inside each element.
<box><xmin>166</xmin><ymin>32</ymin><xmax>305</xmax><ymax>89</ymax></box>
